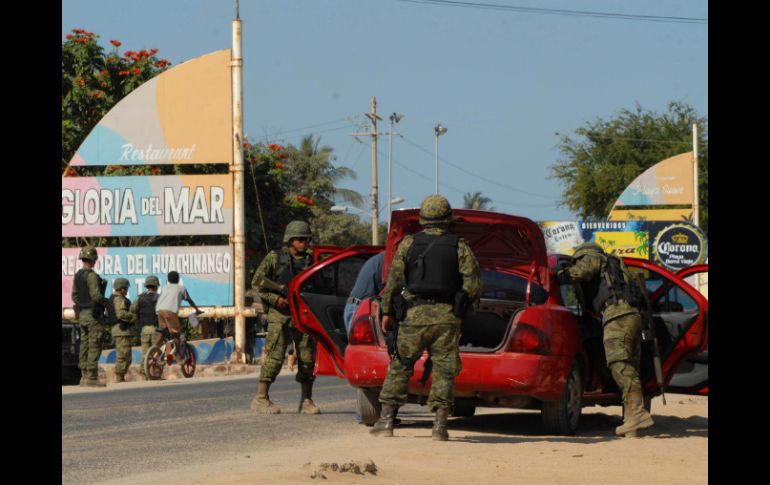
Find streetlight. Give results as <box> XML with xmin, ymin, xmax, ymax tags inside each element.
<box><xmin>388</xmin><ymin>112</ymin><xmax>404</xmax><ymax>230</ymax></box>
<box><xmin>434</xmin><ymin>123</ymin><xmax>447</xmax><ymax>194</ymax></box>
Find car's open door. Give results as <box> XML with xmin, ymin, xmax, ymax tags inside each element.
<box><xmin>288</xmin><ymin>246</ymin><xmax>383</xmax><ymax>378</ymax></box>
<box><xmin>624</xmin><ymin>259</ymin><xmax>709</xmax><ymax>396</ymax></box>
<box><xmin>668</xmin><ymin>264</ymin><xmax>709</xmax><ymax>395</ymax></box>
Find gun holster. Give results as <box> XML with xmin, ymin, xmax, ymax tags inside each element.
<box><xmin>392</xmin><ymin>293</ymin><xmax>408</xmax><ymax>321</ymax></box>
<box><xmin>453</xmin><ymin>290</ymin><xmax>469</xmax><ymax>318</ymax></box>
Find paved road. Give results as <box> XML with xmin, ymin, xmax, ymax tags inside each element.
<box><xmin>62</xmin><ymin>374</ymin><xmax>361</xmax><ymax>484</ymax></box>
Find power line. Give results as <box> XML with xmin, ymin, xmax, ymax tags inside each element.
<box><xmin>383</xmin><ymin>147</ymin><xmax>557</xmax><ymax>209</ymax></box>
<box><xmin>400</xmin><ymin>135</ymin><xmax>560</xmax><ymax>199</ymax></box>
<box><xmin>267</xmin><ymin>116</ymin><xmax>359</xmax><ymax>137</ymax></box>
<box><xmin>396</xmin><ymin>0</ymin><xmax>707</xmax><ymax>24</ymax></box>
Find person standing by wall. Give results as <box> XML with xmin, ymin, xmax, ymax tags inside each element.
<box><xmin>72</xmin><ymin>246</ymin><xmax>109</xmax><ymax>387</ymax></box>
<box><xmin>107</xmin><ymin>278</ymin><xmax>135</xmax><ymax>383</ymax></box>
<box><xmin>131</xmin><ymin>275</ymin><xmax>160</xmax><ymax>376</ymax></box>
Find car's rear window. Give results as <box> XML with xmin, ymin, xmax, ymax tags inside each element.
<box><xmin>481</xmin><ymin>271</ymin><xmax>547</xmax><ymax>304</ymax></box>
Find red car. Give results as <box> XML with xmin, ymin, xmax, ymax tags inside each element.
<box><xmin>289</xmin><ymin>209</ymin><xmax>708</xmax><ymax>434</ymax></box>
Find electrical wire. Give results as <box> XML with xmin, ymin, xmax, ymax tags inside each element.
<box><xmin>396</xmin><ymin>0</ymin><xmax>707</xmax><ymax>24</ymax></box>
<box><xmin>400</xmin><ymin>135</ymin><xmax>560</xmax><ymax>199</ymax></box>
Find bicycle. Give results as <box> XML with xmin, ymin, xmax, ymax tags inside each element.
<box><xmin>143</xmin><ymin>329</ymin><xmax>197</xmax><ymax>380</ymax></box>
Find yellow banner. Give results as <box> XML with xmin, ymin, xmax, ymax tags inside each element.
<box><xmin>593</xmin><ymin>231</ymin><xmax>649</xmax><ymax>259</ymax></box>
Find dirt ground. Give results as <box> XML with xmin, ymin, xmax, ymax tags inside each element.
<box><xmin>96</xmin><ymin>393</ymin><xmax>706</xmax><ymax>484</ymax></box>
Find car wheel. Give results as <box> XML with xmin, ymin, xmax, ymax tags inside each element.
<box><xmin>452</xmin><ymin>403</ymin><xmax>476</xmax><ymax>417</ymax></box>
<box><xmin>356</xmin><ymin>388</ymin><xmax>381</xmax><ymax>426</ymax></box>
<box><xmin>542</xmin><ymin>362</ymin><xmax>583</xmax><ymax>435</ymax></box>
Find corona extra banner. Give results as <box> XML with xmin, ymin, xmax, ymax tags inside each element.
<box><xmin>538</xmin><ymin>220</ymin><xmax>707</xmax><ymax>271</ymax></box>
<box><xmin>62</xmin><ymin>246</ymin><xmax>234</xmax><ymax>308</ymax></box>
<box><xmin>62</xmin><ymin>174</ymin><xmax>233</xmax><ymax>236</ymax></box>
<box><xmin>68</xmin><ymin>50</ymin><xmax>232</xmax><ymax>166</ymax></box>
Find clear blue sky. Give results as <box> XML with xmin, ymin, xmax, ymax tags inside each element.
<box><xmin>62</xmin><ymin>0</ymin><xmax>708</xmax><ymax>223</ymax></box>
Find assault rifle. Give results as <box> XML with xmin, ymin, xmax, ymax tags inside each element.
<box><xmin>634</xmin><ymin>274</ymin><xmax>667</xmax><ymax>405</ymax></box>
<box><xmin>253</xmin><ymin>274</ymin><xmax>288</xmax><ymax>298</ymax></box>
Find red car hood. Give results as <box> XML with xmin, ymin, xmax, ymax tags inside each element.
<box><xmin>385</xmin><ymin>209</ymin><xmax>550</xmax><ymax>290</ymax></box>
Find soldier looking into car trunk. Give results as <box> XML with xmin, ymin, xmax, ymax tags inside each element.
<box><xmin>371</xmin><ymin>194</ymin><xmax>483</xmax><ymax>441</ymax></box>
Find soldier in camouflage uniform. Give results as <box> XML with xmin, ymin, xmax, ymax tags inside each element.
<box><xmin>130</xmin><ymin>275</ymin><xmax>160</xmax><ymax>376</ymax></box>
<box><xmin>555</xmin><ymin>241</ymin><xmax>654</xmax><ymax>437</ymax></box>
<box><xmin>249</xmin><ymin>220</ymin><xmax>320</xmax><ymax>415</ymax></box>
<box><xmin>108</xmin><ymin>278</ymin><xmax>135</xmax><ymax>383</ymax></box>
<box><xmin>72</xmin><ymin>247</ymin><xmax>109</xmax><ymax>387</ymax></box>
<box><xmin>371</xmin><ymin>195</ymin><xmax>483</xmax><ymax>441</ymax></box>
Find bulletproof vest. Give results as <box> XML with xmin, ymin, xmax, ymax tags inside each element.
<box><xmin>405</xmin><ymin>232</ymin><xmax>461</xmax><ymax>298</ymax></box>
<box><xmin>106</xmin><ymin>295</ymin><xmax>118</xmax><ymax>325</ymax></box>
<box><xmin>74</xmin><ymin>269</ymin><xmax>95</xmax><ymax>308</ymax></box>
<box><xmin>137</xmin><ymin>292</ymin><xmax>159</xmax><ymax>325</ymax></box>
<box><xmin>593</xmin><ymin>254</ymin><xmax>642</xmax><ymax>313</ymax></box>
<box><xmin>275</xmin><ymin>250</ymin><xmax>312</xmax><ymax>286</ymax></box>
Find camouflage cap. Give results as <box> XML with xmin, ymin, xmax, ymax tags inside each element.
<box><xmin>419</xmin><ymin>194</ymin><xmax>453</xmax><ymax>225</ymax></box>
<box><xmin>113</xmin><ymin>278</ymin><xmax>130</xmax><ymax>290</ymax></box>
<box><xmin>283</xmin><ymin>220</ymin><xmax>312</xmax><ymax>243</ymax></box>
<box><xmin>144</xmin><ymin>275</ymin><xmax>160</xmax><ymax>287</ymax></box>
<box><xmin>572</xmin><ymin>241</ymin><xmax>605</xmax><ymax>259</ymax></box>
<box><xmin>79</xmin><ymin>246</ymin><xmax>98</xmax><ymax>261</ymax></box>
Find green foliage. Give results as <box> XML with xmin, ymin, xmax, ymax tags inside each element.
<box><xmin>62</xmin><ymin>29</ymin><xmax>171</xmax><ymax>175</ymax></box>
<box><xmin>312</xmin><ymin>213</ymin><xmax>386</xmax><ymax>247</ymax></box>
<box><xmin>550</xmin><ymin>101</ymin><xmax>708</xmax><ymax>235</ymax></box>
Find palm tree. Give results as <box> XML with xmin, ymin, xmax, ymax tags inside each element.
<box><xmin>284</xmin><ymin>135</ymin><xmax>364</xmax><ymax>211</ymax></box>
<box><xmin>463</xmin><ymin>191</ymin><xmax>494</xmax><ymax>210</ymax></box>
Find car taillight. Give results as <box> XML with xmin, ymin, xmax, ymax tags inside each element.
<box><xmin>349</xmin><ymin>318</ymin><xmax>374</xmax><ymax>345</ymax></box>
<box><xmin>510</xmin><ymin>324</ymin><xmax>550</xmax><ymax>354</ymax></box>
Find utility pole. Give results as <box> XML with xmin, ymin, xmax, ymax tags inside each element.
<box><xmin>352</xmin><ymin>97</ymin><xmax>383</xmax><ymax>245</ymax></box>
<box><xmin>692</xmin><ymin>123</ymin><xmax>699</xmax><ymax>227</ymax></box>
<box><xmin>231</xmin><ymin>5</ymin><xmax>246</xmax><ymax>363</ymax></box>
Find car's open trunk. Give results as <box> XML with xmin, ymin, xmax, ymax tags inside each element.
<box><xmin>459</xmin><ymin>298</ymin><xmax>524</xmax><ymax>352</ymax></box>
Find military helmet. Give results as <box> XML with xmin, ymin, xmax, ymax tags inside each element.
<box><xmin>419</xmin><ymin>194</ymin><xmax>453</xmax><ymax>225</ymax></box>
<box><xmin>144</xmin><ymin>275</ymin><xmax>160</xmax><ymax>287</ymax></box>
<box><xmin>572</xmin><ymin>241</ymin><xmax>605</xmax><ymax>259</ymax></box>
<box><xmin>79</xmin><ymin>246</ymin><xmax>98</xmax><ymax>261</ymax></box>
<box><xmin>113</xmin><ymin>278</ymin><xmax>130</xmax><ymax>290</ymax></box>
<box><xmin>283</xmin><ymin>220</ymin><xmax>312</xmax><ymax>243</ymax></box>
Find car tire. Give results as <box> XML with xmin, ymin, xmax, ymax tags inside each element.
<box><xmin>357</xmin><ymin>388</ymin><xmax>381</xmax><ymax>426</ymax></box>
<box><xmin>542</xmin><ymin>362</ymin><xmax>583</xmax><ymax>435</ymax></box>
<box><xmin>452</xmin><ymin>403</ymin><xmax>476</xmax><ymax>417</ymax></box>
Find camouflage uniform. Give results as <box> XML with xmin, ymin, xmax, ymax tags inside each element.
<box><xmin>372</xmin><ymin>195</ymin><xmax>482</xmax><ymax>441</ymax></box>
<box><xmin>72</xmin><ymin>247</ymin><xmax>109</xmax><ymax>386</ymax></box>
<box><xmin>253</xmin><ymin>247</ymin><xmax>316</xmax><ymax>384</ymax></box>
<box><xmin>378</xmin><ymin>227</ymin><xmax>483</xmax><ymax>411</ymax></box>
<box><xmin>108</xmin><ymin>278</ymin><xmax>135</xmax><ymax>381</ymax></box>
<box><xmin>250</xmin><ymin>220</ymin><xmax>320</xmax><ymax>415</ymax></box>
<box><xmin>130</xmin><ymin>276</ymin><xmax>160</xmax><ymax>373</ymax></box>
<box><xmin>556</xmin><ymin>242</ymin><xmax>653</xmax><ymax>436</ymax></box>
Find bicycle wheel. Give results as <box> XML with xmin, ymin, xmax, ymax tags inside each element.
<box><xmin>144</xmin><ymin>345</ymin><xmax>164</xmax><ymax>380</ymax></box>
<box><xmin>181</xmin><ymin>342</ymin><xmax>196</xmax><ymax>378</ymax></box>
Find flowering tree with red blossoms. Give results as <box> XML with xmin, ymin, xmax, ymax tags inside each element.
<box><xmin>62</xmin><ymin>29</ymin><xmax>171</xmax><ymax>176</ymax></box>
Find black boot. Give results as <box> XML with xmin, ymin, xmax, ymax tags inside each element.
<box><xmin>370</xmin><ymin>404</ymin><xmax>397</xmax><ymax>437</ymax></box>
<box><xmin>300</xmin><ymin>381</ymin><xmax>321</xmax><ymax>414</ymax></box>
<box><xmin>432</xmin><ymin>408</ymin><xmax>449</xmax><ymax>441</ymax></box>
